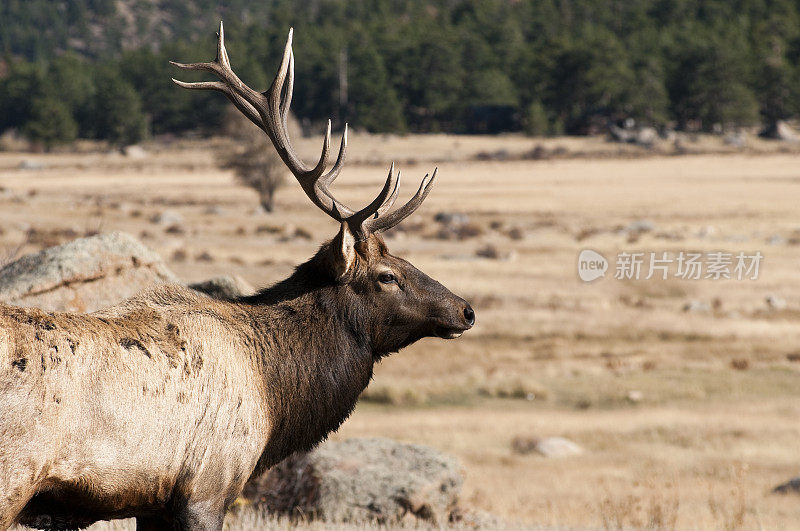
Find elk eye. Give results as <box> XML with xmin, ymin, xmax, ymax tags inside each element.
<box><xmin>378</xmin><ymin>272</ymin><xmax>396</xmax><ymax>284</ymax></box>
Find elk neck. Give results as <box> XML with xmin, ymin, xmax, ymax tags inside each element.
<box><xmin>239</xmin><ymin>252</ymin><xmax>375</xmax><ymax>471</ymax></box>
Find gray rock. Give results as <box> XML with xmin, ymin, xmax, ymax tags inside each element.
<box><xmin>626</xmin><ymin>390</ymin><xmax>644</xmax><ymax>403</ymax></box>
<box><xmin>434</xmin><ymin>211</ymin><xmax>470</xmax><ymax>226</ymax></box>
<box><xmin>608</xmin><ymin>123</ymin><xmax>636</xmax><ymax>143</ymax></box>
<box><xmin>533</xmin><ymin>437</ymin><xmax>584</xmax><ymax>458</ymax></box>
<box><xmin>0</xmin><ymin>232</ymin><xmax>177</xmax><ymax>313</ymax></box>
<box><xmin>203</xmin><ymin>205</ymin><xmax>225</xmax><ymax>216</ymax></box>
<box><xmin>244</xmin><ymin>438</ymin><xmax>462</xmax><ymax>524</ymax></box>
<box><xmin>189</xmin><ymin>275</ymin><xmax>256</xmax><ymax>300</ymax></box>
<box><xmin>122</xmin><ymin>145</ymin><xmax>147</xmax><ymax>159</ymax></box>
<box><xmin>766</xmin><ymin>234</ymin><xmax>786</xmax><ymax>246</ymax></box>
<box><xmin>150</xmin><ymin>209</ymin><xmax>184</xmax><ymax>226</ymax></box>
<box><xmin>766</xmin><ymin>295</ymin><xmax>788</xmax><ymax>311</ymax></box>
<box><xmin>18</xmin><ymin>159</ymin><xmax>47</xmax><ymax>170</ymax></box>
<box><xmin>627</xmin><ymin>220</ymin><xmax>655</xmax><ymax>233</ymax></box>
<box><xmin>475</xmin><ymin>244</ymin><xmax>515</xmax><ymax>261</ymax></box>
<box><xmin>511</xmin><ymin>436</ymin><xmax>583</xmax><ymax>457</ymax></box>
<box><xmin>683</xmin><ymin>300</ymin><xmax>711</xmax><ymax>313</ymax></box>
<box><xmin>635</xmin><ymin>127</ymin><xmax>658</xmax><ymax>147</ymax></box>
<box><xmin>608</xmin><ymin>124</ymin><xmax>657</xmax><ymax>147</ymax></box>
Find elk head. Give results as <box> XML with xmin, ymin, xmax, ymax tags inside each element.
<box><xmin>172</xmin><ymin>23</ymin><xmax>474</xmax><ymax>355</ymax></box>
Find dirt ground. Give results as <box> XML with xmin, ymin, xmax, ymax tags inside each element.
<box><xmin>1</xmin><ymin>133</ymin><xmax>799</xmax><ymax>528</ymax></box>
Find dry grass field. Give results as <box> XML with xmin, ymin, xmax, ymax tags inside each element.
<box><xmin>2</xmin><ymin>133</ymin><xmax>800</xmax><ymax>529</ymax></box>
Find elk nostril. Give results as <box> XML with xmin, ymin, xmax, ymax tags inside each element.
<box><xmin>463</xmin><ymin>305</ymin><xmax>475</xmax><ymax>327</ymax></box>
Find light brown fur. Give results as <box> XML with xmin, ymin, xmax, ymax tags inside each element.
<box><xmin>0</xmin><ymin>285</ymin><xmax>268</xmax><ymax>528</ymax></box>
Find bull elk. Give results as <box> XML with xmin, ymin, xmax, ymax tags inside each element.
<box><xmin>0</xmin><ymin>23</ymin><xmax>474</xmax><ymax>530</ymax></box>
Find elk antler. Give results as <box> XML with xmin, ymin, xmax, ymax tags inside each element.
<box><xmin>171</xmin><ymin>22</ymin><xmax>436</xmax><ymax>240</ymax></box>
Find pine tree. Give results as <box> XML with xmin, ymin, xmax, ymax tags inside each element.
<box><xmin>90</xmin><ymin>68</ymin><xmax>147</xmax><ymax>146</ymax></box>
<box><xmin>22</xmin><ymin>96</ymin><xmax>78</xmax><ymax>150</ymax></box>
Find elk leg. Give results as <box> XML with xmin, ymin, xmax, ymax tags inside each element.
<box><xmin>136</xmin><ymin>515</ymin><xmax>172</xmax><ymax>531</ymax></box>
<box><xmin>175</xmin><ymin>502</ymin><xmax>224</xmax><ymax>531</ymax></box>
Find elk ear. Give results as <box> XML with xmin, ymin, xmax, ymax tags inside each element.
<box><xmin>330</xmin><ymin>222</ymin><xmax>357</xmax><ymax>281</ymax></box>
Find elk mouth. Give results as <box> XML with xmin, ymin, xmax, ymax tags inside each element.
<box><xmin>433</xmin><ymin>325</ymin><xmax>467</xmax><ymax>339</ymax></box>
<box><xmin>432</xmin><ymin>306</ymin><xmax>474</xmax><ymax>339</ymax></box>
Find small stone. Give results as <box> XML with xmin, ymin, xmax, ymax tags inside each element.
<box><xmin>122</xmin><ymin>145</ymin><xmax>147</xmax><ymax>159</ymax></box>
<box><xmin>626</xmin><ymin>390</ymin><xmax>644</xmax><ymax>403</ymax></box>
<box><xmin>150</xmin><ymin>209</ymin><xmax>184</xmax><ymax>226</ymax></box>
<box><xmin>204</xmin><ymin>205</ymin><xmax>225</xmax><ymax>215</ymax></box>
<box><xmin>475</xmin><ymin>244</ymin><xmax>514</xmax><ymax>261</ymax></box>
<box><xmin>682</xmin><ymin>300</ymin><xmax>711</xmax><ymax>313</ymax></box>
<box><xmin>18</xmin><ymin>159</ymin><xmax>47</xmax><ymax>170</ymax></box>
<box><xmin>533</xmin><ymin>437</ymin><xmax>584</xmax><ymax>458</ymax></box>
<box><xmin>627</xmin><ymin>220</ymin><xmax>655</xmax><ymax>233</ymax></box>
<box><xmin>434</xmin><ymin>211</ymin><xmax>470</xmax><ymax>226</ymax></box>
<box><xmin>766</xmin><ymin>295</ymin><xmax>787</xmax><ymax>310</ymax></box>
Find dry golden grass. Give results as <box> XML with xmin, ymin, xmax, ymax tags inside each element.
<box><xmin>2</xmin><ymin>133</ymin><xmax>800</xmax><ymax>528</ymax></box>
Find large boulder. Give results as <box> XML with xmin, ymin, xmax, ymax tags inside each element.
<box><xmin>243</xmin><ymin>438</ymin><xmax>463</xmax><ymax>524</ymax></box>
<box><xmin>189</xmin><ymin>275</ymin><xmax>256</xmax><ymax>300</ymax></box>
<box><xmin>0</xmin><ymin>232</ymin><xmax>178</xmax><ymax>313</ymax></box>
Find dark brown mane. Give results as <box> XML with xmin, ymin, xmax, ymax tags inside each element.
<box><xmin>241</xmin><ymin>247</ymin><xmax>375</xmax><ymax>473</ymax></box>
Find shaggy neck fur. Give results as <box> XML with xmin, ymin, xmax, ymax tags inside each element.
<box><xmin>241</xmin><ymin>245</ymin><xmax>375</xmax><ymax>473</ymax></box>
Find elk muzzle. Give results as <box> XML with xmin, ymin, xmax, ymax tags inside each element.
<box><xmin>433</xmin><ymin>299</ymin><xmax>475</xmax><ymax>339</ymax></box>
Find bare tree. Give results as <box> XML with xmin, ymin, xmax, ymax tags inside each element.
<box><xmin>218</xmin><ymin>106</ymin><xmax>287</xmax><ymax>212</ymax></box>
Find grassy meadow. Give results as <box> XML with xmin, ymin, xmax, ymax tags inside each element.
<box><xmin>2</xmin><ymin>132</ymin><xmax>800</xmax><ymax>528</ymax></box>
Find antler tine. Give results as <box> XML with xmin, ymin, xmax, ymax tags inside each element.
<box><xmin>217</xmin><ymin>21</ymin><xmax>230</xmax><ymax>68</ymax></box>
<box><xmin>346</xmin><ymin>164</ymin><xmax>400</xmax><ymax>237</ymax></box>
<box><xmin>365</xmin><ymin>168</ymin><xmax>437</xmax><ymax>234</ymax></box>
<box><xmin>213</xmin><ymin>23</ymin><xmax>263</xmax><ymax>128</ymax></box>
<box><xmin>319</xmin><ymin>124</ymin><xmax>347</xmax><ymax>186</ymax></box>
<box><xmin>171</xmin><ymin>28</ymin><xmax>267</xmax><ymax>134</ymax></box>
<box><xmin>170</xmin><ymin>76</ymin><xmax>264</xmax><ymax>128</ymax></box>
<box><xmin>315</xmin><ymin>124</ymin><xmax>354</xmax><ymax>216</ymax></box>
<box><xmin>376</xmin><ymin>164</ymin><xmax>400</xmax><ymax>217</ymax></box>
<box><xmin>280</xmin><ymin>48</ymin><xmax>294</xmax><ymax>131</ymax></box>
<box><xmin>267</xmin><ymin>27</ymin><xmax>293</xmax><ymax>106</ymax></box>
<box><xmin>261</xmin><ymin>30</ymin><xmax>336</xmax><ymax>198</ymax></box>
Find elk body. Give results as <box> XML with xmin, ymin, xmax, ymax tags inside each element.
<box><xmin>0</xmin><ymin>24</ymin><xmax>474</xmax><ymax>531</ymax></box>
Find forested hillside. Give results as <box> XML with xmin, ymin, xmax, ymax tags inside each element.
<box><xmin>1</xmin><ymin>0</ymin><xmax>799</xmax><ymax>146</ymax></box>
